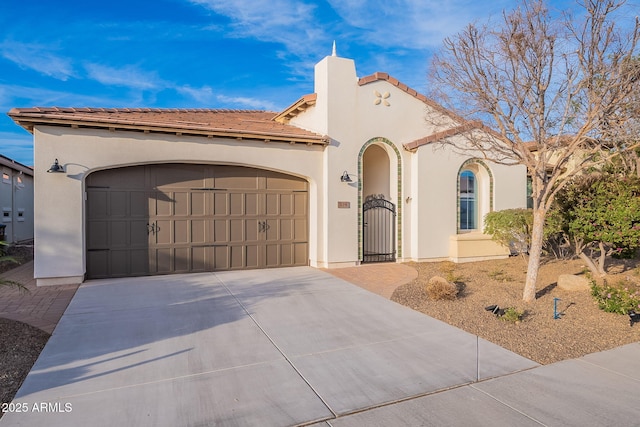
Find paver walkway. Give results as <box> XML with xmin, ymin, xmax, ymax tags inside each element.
<box><xmin>0</xmin><ymin>261</ymin><xmax>78</xmax><ymax>333</ymax></box>
<box><xmin>324</xmin><ymin>262</ymin><xmax>418</xmax><ymax>298</ymax></box>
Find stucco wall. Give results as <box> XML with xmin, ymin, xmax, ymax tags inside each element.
<box><xmin>0</xmin><ymin>163</ymin><xmax>34</xmax><ymax>243</ymax></box>
<box><xmin>30</xmin><ymin>53</ymin><xmax>528</xmax><ymax>284</ymax></box>
<box><xmin>33</xmin><ymin>126</ymin><xmax>325</xmax><ymax>284</ymax></box>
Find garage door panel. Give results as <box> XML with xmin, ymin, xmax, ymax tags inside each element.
<box><xmin>174</xmin><ymin>247</ymin><xmax>190</xmax><ymax>272</ymax></box>
<box><xmin>110</xmin><ymin>250</ymin><xmax>130</xmax><ymax>276</ymax></box>
<box><xmin>88</xmin><ymin>191</ymin><xmax>108</xmax><ymax>218</ymax></box>
<box><xmin>213</xmin><ymin>246</ymin><xmax>229</xmax><ymax>270</ymax></box>
<box><xmin>152</xmin><ymin>164</ymin><xmax>207</xmax><ymax>189</ymax></box>
<box><xmin>244</xmin><ymin>220</ymin><xmax>259</xmax><ymax>242</ymax></box>
<box><xmin>130</xmin><ymin>192</ymin><xmax>148</xmax><ymax>217</ymax></box>
<box><xmin>110</xmin><ymin>221</ymin><xmax>128</xmax><ymax>247</ymax></box>
<box><xmin>174</xmin><ymin>220</ymin><xmax>189</xmax><ymax>244</ymax></box>
<box><xmin>88</xmin><ymin>221</ymin><xmax>108</xmax><ymax>249</ymax></box>
<box><xmin>294</xmin><ymin>193</ymin><xmax>307</xmax><ymax>215</ymax></box>
<box><xmin>229</xmin><ymin>193</ymin><xmax>244</xmax><ymax>215</ymax></box>
<box><xmin>245</xmin><ymin>193</ymin><xmax>259</xmax><ymax>216</ymax></box>
<box><xmin>153</xmin><ymin>248</ymin><xmax>172</xmax><ymax>273</ymax></box>
<box><xmin>130</xmin><ymin>220</ymin><xmax>149</xmax><ymax>246</ymax></box>
<box><xmin>87</xmin><ymin>164</ymin><xmax>308</xmax><ymax>278</ymax></box>
<box><xmin>154</xmin><ymin>220</ymin><xmax>172</xmax><ymax>245</ymax></box>
<box><xmin>130</xmin><ymin>249</ymin><xmax>149</xmax><ymax>275</ymax></box>
<box><xmin>265</xmin><ymin>173</ymin><xmax>306</xmax><ymax>190</ymax></box>
<box><xmin>210</xmin><ymin>220</ymin><xmax>225</xmax><ymax>243</ymax></box>
<box><xmin>174</xmin><ymin>192</ymin><xmax>189</xmax><ymax>216</ymax></box>
<box><xmin>190</xmin><ymin>193</ymin><xmax>207</xmax><ymax>216</ymax></box>
<box><xmin>109</xmin><ymin>192</ymin><xmax>128</xmax><ymax>217</ymax></box>
<box><xmin>294</xmin><ymin>219</ymin><xmax>307</xmax><ymax>241</ymax></box>
<box><xmin>265</xmin><ymin>244</ymin><xmax>279</xmax><ymax>267</ymax></box>
<box><xmin>214</xmin><ymin>167</ymin><xmax>259</xmax><ymax>189</ymax></box>
<box><xmin>214</xmin><ymin>193</ymin><xmax>228</xmax><ymax>215</ymax></box>
<box><xmin>281</xmin><ymin>244</ymin><xmax>293</xmax><ymax>266</ymax></box>
<box><xmin>153</xmin><ymin>193</ymin><xmax>173</xmax><ymax>216</ymax></box>
<box><xmin>265</xmin><ymin>219</ymin><xmax>279</xmax><ymax>241</ymax></box>
<box><xmin>87</xmin><ymin>250</ymin><xmax>108</xmax><ymax>278</ymax></box>
<box><xmin>265</xmin><ymin>193</ymin><xmax>279</xmax><ymax>215</ymax></box>
<box><xmin>280</xmin><ymin>194</ymin><xmax>293</xmax><ymax>215</ymax></box>
<box><xmin>280</xmin><ymin>219</ymin><xmax>293</xmax><ymax>240</ymax></box>
<box><xmin>294</xmin><ymin>243</ymin><xmax>308</xmax><ymax>265</ymax></box>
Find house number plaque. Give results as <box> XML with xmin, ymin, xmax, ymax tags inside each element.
<box><xmin>337</xmin><ymin>201</ymin><xmax>350</xmax><ymax>209</ymax></box>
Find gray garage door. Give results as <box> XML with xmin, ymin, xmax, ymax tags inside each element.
<box><xmin>86</xmin><ymin>164</ymin><xmax>308</xmax><ymax>279</ymax></box>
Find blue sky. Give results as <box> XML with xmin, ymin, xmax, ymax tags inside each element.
<box><xmin>1</xmin><ymin>0</ymin><xmax>583</xmax><ymax>166</ymax></box>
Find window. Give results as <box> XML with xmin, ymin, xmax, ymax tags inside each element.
<box><xmin>2</xmin><ymin>172</ymin><xmax>9</xmax><ymax>184</ymax></box>
<box><xmin>459</xmin><ymin>170</ymin><xmax>477</xmax><ymax>230</ymax></box>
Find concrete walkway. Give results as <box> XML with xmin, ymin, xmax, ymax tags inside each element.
<box><xmin>0</xmin><ymin>261</ymin><xmax>78</xmax><ymax>334</ymax></box>
<box><xmin>2</xmin><ymin>267</ymin><xmax>538</xmax><ymax>426</ymax></box>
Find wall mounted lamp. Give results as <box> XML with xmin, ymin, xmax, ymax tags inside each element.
<box><xmin>47</xmin><ymin>159</ymin><xmax>65</xmax><ymax>173</ymax></box>
<box><xmin>340</xmin><ymin>171</ymin><xmax>352</xmax><ymax>182</ymax></box>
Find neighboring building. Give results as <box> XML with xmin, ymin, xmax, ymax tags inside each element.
<box><xmin>8</xmin><ymin>52</ymin><xmax>526</xmax><ymax>286</ymax></box>
<box><xmin>0</xmin><ymin>154</ymin><xmax>34</xmax><ymax>243</ymax></box>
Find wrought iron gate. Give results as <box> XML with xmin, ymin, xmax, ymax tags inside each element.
<box><xmin>362</xmin><ymin>194</ymin><xmax>396</xmax><ymax>263</ymax></box>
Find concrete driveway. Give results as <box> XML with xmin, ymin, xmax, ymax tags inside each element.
<box><xmin>6</xmin><ymin>267</ymin><xmax>640</xmax><ymax>427</ymax></box>
<box><xmin>1</xmin><ymin>267</ymin><xmax>539</xmax><ymax>426</ymax></box>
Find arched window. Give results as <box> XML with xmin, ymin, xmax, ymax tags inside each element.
<box><xmin>459</xmin><ymin>170</ymin><xmax>477</xmax><ymax>230</ymax></box>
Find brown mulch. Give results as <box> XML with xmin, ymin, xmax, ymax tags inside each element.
<box><xmin>392</xmin><ymin>256</ymin><xmax>640</xmax><ymax>365</ymax></box>
<box><xmin>0</xmin><ymin>318</ymin><xmax>49</xmax><ymax>407</ymax></box>
<box><xmin>1</xmin><ymin>244</ymin><xmax>48</xmax><ymax>411</ymax></box>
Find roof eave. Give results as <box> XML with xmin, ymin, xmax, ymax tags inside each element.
<box><xmin>273</xmin><ymin>94</ymin><xmax>317</xmax><ymax>123</ymax></box>
<box><xmin>8</xmin><ymin>112</ymin><xmax>329</xmax><ymax>147</ymax></box>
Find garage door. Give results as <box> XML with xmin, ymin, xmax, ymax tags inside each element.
<box><xmin>86</xmin><ymin>164</ymin><xmax>308</xmax><ymax>279</ymax></box>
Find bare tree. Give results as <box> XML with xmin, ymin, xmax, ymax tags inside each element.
<box><xmin>428</xmin><ymin>0</ymin><xmax>640</xmax><ymax>302</ymax></box>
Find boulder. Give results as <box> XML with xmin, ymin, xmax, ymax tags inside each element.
<box><xmin>557</xmin><ymin>274</ymin><xmax>590</xmax><ymax>291</ymax></box>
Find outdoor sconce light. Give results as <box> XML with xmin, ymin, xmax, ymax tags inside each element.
<box><xmin>47</xmin><ymin>159</ymin><xmax>65</xmax><ymax>173</ymax></box>
<box><xmin>340</xmin><ymin>171</ymin><xmax>352</xmax><ymax>182</ymax></box>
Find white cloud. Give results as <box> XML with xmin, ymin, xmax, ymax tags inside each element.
<box><xmin>0</xmin><ymin>83</ymin><xmax>121</xmax><ymax>109</ymax></box>
<box><xmin>0</xmin><ymin>131</ymin><xmax>34</xmax><ymax>166</ymax></box>
<box><xmin>84</xmin><ymin>63</ymin><xmax>161</xmax><ymax>90</ymax></box>
<box><xmin>216</xmin><ymin>94</ymin><xmax>278</xmax><ymax>111</ymax></box>
<box><xmin>176</xmin><ymin>85</ymin><xmax>216</xmax><ymax>104</ymax></box>
<box><xmin>0</xmin><ymin>41</ymin><xmax>75</xmax><ymax>81</ymax></box>
<box><xmin>188</xmin><ymin>0</ymin><xmax>326</xmax><ymax>57</ymax></box>
<box><xmin>326</xmin><ymin>0</ymin><xmax>512</xmax><ymax>49</ymax></box>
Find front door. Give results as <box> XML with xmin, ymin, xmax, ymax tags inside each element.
<box><xmin>362</xmin><ymin>194</ymin><xmax>396</xmax><ymax>263</ymax></box>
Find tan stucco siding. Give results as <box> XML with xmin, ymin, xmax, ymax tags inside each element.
<box><xmin>34</xmin><ymin>126</ymin><xmax>326</xmax><ymax>284</ymax></box>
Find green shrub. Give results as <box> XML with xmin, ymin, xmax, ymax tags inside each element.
<box><xmin>590</xmin><ymin>281</ymin><xmax>640</xmax><ymax>315</ymax></box>
<box><xmin>500</xmin><ymin>307</ymin><xmax>525</xmax><ymax>323</ymax></box>
<box><xmin>426</xmin><ymin>276</ymin><xmax>458</xmax><ymax>301</ymax></box>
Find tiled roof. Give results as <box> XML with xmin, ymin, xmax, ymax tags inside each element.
<box><xmin>273</xmin><ymin>94</ymin><xmax>317</xmax><ymax>123</ymax></box>
<box><xmin>403</xmin><ymin>122</ymin><xmax>484</xmax><ymax>151</ymax></box>
<box><xmin>358</xmin><ymin>72</ymin><xmax>466</xmax><ymax>123</ymax></box>
<box><xmin>8</xmin><ymin>107</ymin><xmax>329</xmax><ymax>146</ymax></box>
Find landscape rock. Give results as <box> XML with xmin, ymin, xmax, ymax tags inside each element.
<box><xmin>557</xmin><ymin>274</ymin><xmax>590</xmax><ymax>291</ymax></box>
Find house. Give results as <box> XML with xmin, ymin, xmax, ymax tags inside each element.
<box><xmin>0</xmin><ymin>154</ymin><xmax>34</xmax><ymax>243</ymax></box>
<box><xmin>8</xmin><ymin>52</ymin><xmax>526</xmax><ymax>286</ymax></box>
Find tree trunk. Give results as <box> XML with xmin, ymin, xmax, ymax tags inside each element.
<box><xmin>578</xmin><ymin>251</ymin><xmax>603</xmax><ymax>277</ymax></box>
<box><xmin>523</xmin><ymin>209</ymin><xmax>546</xmax><ymax>302</ymax></box>
<box><xmin>597</xmin><ymin>241</ymin><xmax>607</xmax><ymax>276</ymax></box>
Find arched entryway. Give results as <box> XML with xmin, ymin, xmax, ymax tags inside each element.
<box><xmin>359</xmin><ymin>140</ymin><xmax>401</xmax><ymax>263</ymax></box>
